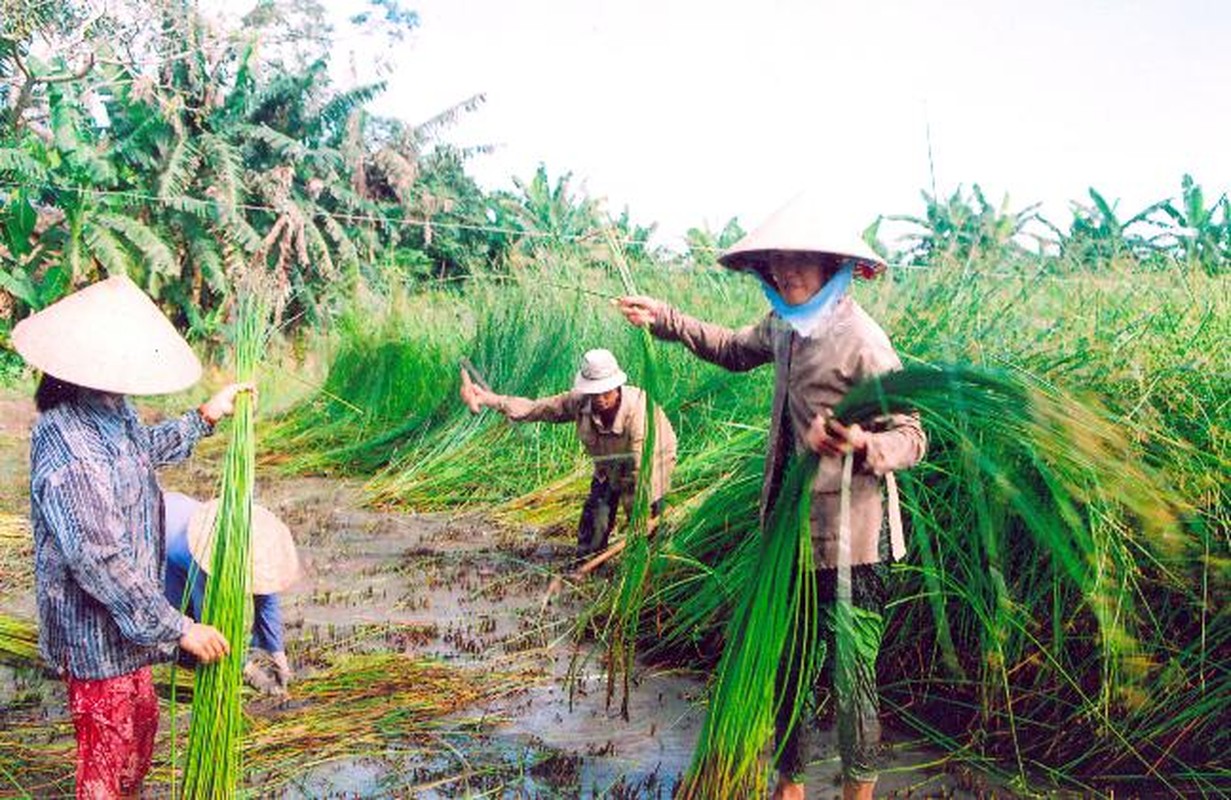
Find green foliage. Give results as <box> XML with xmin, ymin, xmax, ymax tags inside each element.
<box><xmin>889</xmin><ymin>184</ymin><xmax>1045</xmax><ymax>265</ymax></box>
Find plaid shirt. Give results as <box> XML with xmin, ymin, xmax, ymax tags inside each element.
<box><xmin>30</xmin><ymin>392</ymin><xmax>213</xmax><ymax>679</ymax></box>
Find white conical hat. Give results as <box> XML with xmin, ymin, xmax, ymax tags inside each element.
<box><xmin>12</xmin><ymin>274</ymin><xmax>202</xmax><ymax>395</ymax></box>
<box><xmin>718</xmin><ymin>193</ymin><xmax>887</xmax><ymax>279</ymax></box>
<box><xmin>188</xmin><ymin>500</ymin><xmax>301</xmax><ymax>595</ymax></box>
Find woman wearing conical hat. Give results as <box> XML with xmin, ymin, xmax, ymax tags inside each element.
<box><xmin>14</xmin><ymin>275</ymin><xmax>253</xmax><ymax>800</ymax></box>
<box><xmin>617</xmin><ymin>195</ymin><xmax>927</xmax><ymax>800</ymax></box>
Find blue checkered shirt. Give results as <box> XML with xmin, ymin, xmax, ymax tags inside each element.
<box><xmin>29</xmin><ymin>392</ymin><xmax>213</xmax><ymax>679</ymax></box>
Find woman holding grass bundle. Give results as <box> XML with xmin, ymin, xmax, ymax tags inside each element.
<box><xmin>13</xmin><ymin>275</ymin><xmax>251</xmax><ymax>800</ymax></box>
<box><xmin>617</xmin><ymin>195</ymin><xmax>926</xmax><ymax>800</ymax></box>
<box><xmin>459</xmin><ymin>348</ymin><xmax>678</xmax><ymax>559</ymax></box>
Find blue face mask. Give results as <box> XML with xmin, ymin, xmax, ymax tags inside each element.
<box><xmin>758</xmin><ymin>260</ymin><xmax>854</xmax><ymax>338</ymax></box>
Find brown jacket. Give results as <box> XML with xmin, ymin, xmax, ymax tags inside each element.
<box><xmin>493</xmin><ymin>384</ymin><xmax>678</xmax><ymax>505</ymax></box>
<box><xmin>651</xmin><ymin>296</ymin><xmax>925</xmax><ymax>567</ymax></box>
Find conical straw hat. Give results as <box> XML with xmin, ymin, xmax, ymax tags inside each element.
<box><xmin>12</xmin><ymin>274</ymin><xmax>202</xmax><ymax>395</ymax></box>
<box><xmin>187</xmin><ymin>500</ymin><xmax>301</xmax><ymax>595</ymax></box>
<box><xmin>718</xmin><ymin>193</ymin><xmax>887</xmax><ymax>279</ymax></box>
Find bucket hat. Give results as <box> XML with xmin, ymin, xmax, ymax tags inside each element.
<box><xmin>573</xmin><ymin>349</ymin><xmax>628</xmax><ymax>395</ymax></box>
<box><xmin>188</xmin><ymin>500</ymin><xmax>301</xmax><ymax>594</ymax></box>
<box><xmin>718</xmin><ymin>193</ymin><xmax>887</xmax><ymax>279</ymax></box>
<box><xmin>12</xmin><ymin>274</ymin><xmax>202</xmax><ymax>395</ymax></box>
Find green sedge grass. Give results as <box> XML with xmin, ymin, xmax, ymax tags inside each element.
<box><xmin>261</xmin><ymin>254</ymin><xmax>1226</xmax><ymax>792</ymax></box>
<box><xmin>180</xmin><ymin>289</ymin><xmax>268</xmax><ymax>798</ymax></box>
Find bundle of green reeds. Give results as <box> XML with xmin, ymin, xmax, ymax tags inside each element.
<box><xmin>669</xmin><ymin>363</ymin><xmax>1185</xmax><ymax>794</ymax></box>
<box><xmin>180</xmin><ymin>289</ymin><xmax>268</xmax><ymax>797</ymax></box>
<box><xmin>599</xmin><ymin>228</ymin><xmax>666</xmax><ymax>719</ymax></box>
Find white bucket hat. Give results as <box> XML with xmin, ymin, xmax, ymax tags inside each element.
<box><xmin>572</xmin><ymin>349</ymin><xmax>628</xmax><ymax>395</ymax></box>
<box><xmin>12</xmin><ymin>274</ymin><xmax>202</xmax><ymax>395</ymax></box>
<box><xmin>188</xmin><ymin>500</ymin><xmax>302</xmax><ymax>595</ymax></box>
<box><xmin>718</xmin><ymin>193</ymin><xmax>887</xmax><ymax>279</ymax></box>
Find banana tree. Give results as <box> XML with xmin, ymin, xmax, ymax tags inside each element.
<box><xmin>1058</xmin><ymin>188</ymin><xmax>1168</xmax><ymax>267</ymax></box>
<box><xmin>1154</xmin><ymin>174</ymin><xmax>1229</xmax><ymax>275</ymax></box>
<box><xmin>889</xmin><ymin>184</ymin><xmax>1043</xmax><ymax>266</ymax></box>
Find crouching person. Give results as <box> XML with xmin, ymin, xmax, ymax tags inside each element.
<box><xmin>162</xmin><ymin>492</ymin><xmax>301</xmax><ymax>696</ymax></box>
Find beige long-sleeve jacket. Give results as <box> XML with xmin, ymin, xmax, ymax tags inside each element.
<box><xmin>492</xmin><ymin>384</ymin><xmax>678</xmax><ymax>505</ymax></box>
<box><xmin>651</xmin><ymin>296</ymin><xmax>925</xmax><ymax>567</ymax></box>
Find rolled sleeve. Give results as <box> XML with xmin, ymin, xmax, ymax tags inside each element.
<box><xmin>863</xmin><ymin>412</ymin><xmax>927</xmax><ymax>475</ymax></box>
<box><xmin>40</xmin><ymin>464</ymin><xmax>191</xmax><ymax>646</ymax></box>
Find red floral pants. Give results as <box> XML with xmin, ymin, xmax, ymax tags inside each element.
<box><xmin>67</xmin><ymin>667</ymin><xmax>158</xmax><ymax>800</ymax></box>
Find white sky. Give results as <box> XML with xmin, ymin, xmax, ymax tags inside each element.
<box><xmin>229</xmin><ymin>0</ymin><xmax>1231</xmax><ymax>247</ymax></box>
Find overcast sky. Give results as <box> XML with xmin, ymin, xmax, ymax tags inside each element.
<box><xmin>218</xmin><ymin>0</ymin><xmax>1231</xmax><ymax>247</ymax></box>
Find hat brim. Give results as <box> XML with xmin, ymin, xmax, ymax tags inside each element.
<box><xmin>573</xmin><ymin>369</ymin><xmax>627</xmax><ymax>395</ymax></box>
<box><xmin>718</xmin><ymin>248</ymin><xmax>886</xmax><ymax>281</ymax></box>
<box><xmin>187</xmin><ymin>500</ymin><xmax>301</xmax><ymax>595</ymax></box>
<box><xmin>12</xmin><ymin>275</ymin><xmax>202</xmax><ymax>395</ymax></box>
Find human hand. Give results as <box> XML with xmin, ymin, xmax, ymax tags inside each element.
<box><xmin>804</xmin><ymin>414</ymin><xmax>868</xmax><ymax>458</ymax></box>
<box><xmin>179</xmin><ymin>622</ymin><xmax>230</xmax><ymax>663</ymax></box>
<box><xmin>460</xmin><ymin>369</ymin><xmax>482</xmax><ymax>413</ymax></box>
<box><xmin>614</xmin><ymin>295</ymin><xmax>665</xmax><ymax>328</ymax></box>
<box><xmin>200</xmin><ymin>382</ymin><xmax>257</xmax><ymax>425</ymax></box>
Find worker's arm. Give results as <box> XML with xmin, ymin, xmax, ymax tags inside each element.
<box><xmin>460</xmin><ymin>368</ymin><xmax>580</xmax><ymax>422</ymax></box>
<box><xmin>617</xmin><ymin>296</ymin><xmax>775</xmax><ymax>373</ymax></box>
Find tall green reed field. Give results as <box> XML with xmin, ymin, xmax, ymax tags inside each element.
<box><xmin>262</xmin><ymin>255</ymin><xmax>1226</xmax><ymax>793</ymax></box>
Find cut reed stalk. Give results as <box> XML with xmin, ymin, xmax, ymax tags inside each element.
<box><xmin>180</xmin><ymin>289</ymin><xmax>268</xmax><ymax>798</ymax></box>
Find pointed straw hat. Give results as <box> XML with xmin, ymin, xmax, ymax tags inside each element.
<box><xmin>718</xmin><ymin>193</ymin><xmax>887</xmax><ymax>280</ymax></box>
<box><xmin>187</xmin><ymin>500</ymin><xmax>302</xmax><ymax>595</ymax></box>
<box><xmin>12</xmin><ymin>274</ymin><xmax>202</xmax><ymax>395</ymax></box>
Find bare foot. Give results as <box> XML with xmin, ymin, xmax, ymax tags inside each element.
<box><xmin>771</xmin><ymin>779</ymin><xmax>805</xmax><ymax>800</ymax></box>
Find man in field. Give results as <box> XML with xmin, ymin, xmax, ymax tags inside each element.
<box><xmin>459</xmin><ymin>348</ymin><xmax>677</xmax><ymax>559</ymax></box>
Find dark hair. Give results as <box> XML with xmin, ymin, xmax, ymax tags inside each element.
<box><xmin>34</xmin><ymin>374</ymin><xmax>86</xmax><ymax>412</ymax></box>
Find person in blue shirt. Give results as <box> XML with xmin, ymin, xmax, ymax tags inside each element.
<box><xmin>162</xmin><ymin>491</ymin><xmax>297</xmax><ymax>695</ymax></box>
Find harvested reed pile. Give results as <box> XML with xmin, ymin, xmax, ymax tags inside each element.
<box><xmin>0</xmin><ymin>652</ymin><xmax>543</xmax><ymax>796</ymax></box>
<box><xmin>232</xmin><ymin>652</ymin><xmax>540</xmax><ymax>790</ymax></box>
<box><xmin>0</xmin><ymin>513</ymin><xmax>32</xmax><ymax>594</ymax></box>
<box><xmin>0</xmin><ymin>612</ymin><xmax>38</xmax><ymax>666</ymax></box>
<box><xmin>0</xmin><ymin>720</ymin><xmax>75</xmax><ymax>797</ymax></box>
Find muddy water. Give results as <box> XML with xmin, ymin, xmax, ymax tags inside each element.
<box><xmin>256</xmin><ymin>477</ymin><xmax>703</xmax><ymax>796</ymax></box>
